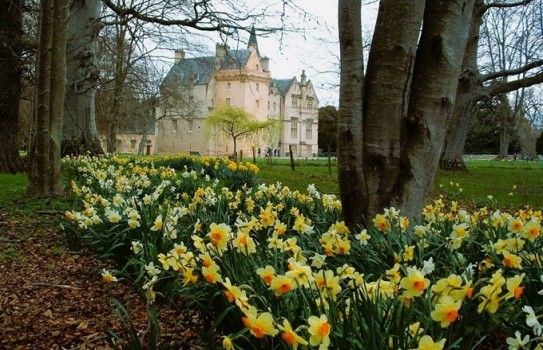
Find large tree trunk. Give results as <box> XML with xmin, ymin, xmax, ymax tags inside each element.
<box><xmin>106</xmin><ymin>23</ymin><xmax>128</xmax><ymax>154</ymax></box>
<box><xmin>440</xmin><ymin>0</ymin><xmax>485</xmax><ymax>171</ymax></box>
<box><xmin>362</xmin><ymin>0</ymin><xmax>424</xmax><ymax>218</ymax></box>
<box><xmin>395</xmin><ymin>0</ymin><xmax>475</xmax><ymax>219</ymax></box>
<box><xmin>28</xmin><ymin>0</ymin><xmax>69</xmax><ymax>197</ymax></box>
<box><xmin>63</xmin><ymin>0</ymin><xmax>103</xmax><ymax>156</ymax></box>
<box><xmin>0</xmin><ymin>0</ymin><xmax>24</xmax><ymax>174</ymax></box>
<box><xmin>337</xmin><ymin>0</ymin><xmax>366</xmax><ymax>227</ymax></box>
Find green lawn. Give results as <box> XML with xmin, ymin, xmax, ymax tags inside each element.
<box><xmin>2</xmin><ymin>157</ymin><xmax>541</xmax><ymax>210</ymax></box>
<box><xmin>255</xmin><ymin>158</ymin><xmax>543</xmax><ymax>209</ymax></box>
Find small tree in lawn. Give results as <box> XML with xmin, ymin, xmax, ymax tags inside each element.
<box><xmin>205</xmin><ymin>106</ymin><xmax>277</xmax><ymax>162</ymax></box>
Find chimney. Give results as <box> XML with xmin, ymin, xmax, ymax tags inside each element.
<box><xmin>300</xmin><ymin>70</ymin><xmax>307</xmax><ymax>98</ymax></box>
<box><xmin>174</xmin><ymin>49</ymin><xmax>185</xmax><ymax>63</ymax></box>
<box><xmin>215</xmin><ymin>43</ymin><xmax>228</xmax><ymax>68</ymax></box>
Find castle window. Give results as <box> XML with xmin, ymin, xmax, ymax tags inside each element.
<box><xmin>188</xmin><ymin>119</ymin><xmax>194</xmax><ymax>132</ymax></box>
<box><xmin>172</xmin><ymin>119</ymin><xmax>178</xmax><ymax>132</ymax></box>
<box><xmin>305</xmin><ymin>119</ymin><xmax>313</xmax><ymax>139</ymax></box>
<box><xmin>227</xmin><ymin>82</ymin><xmax>231</xmax><ymax>90</ymax></box>
<box><xmin>291</xmin><ymin>117</ymin><xmax>298</xmax><ymax>138</ymax></box>
<box><xmin>307</xmin><ymin>97</ymin><xmax>314</xmax><ymax>109</ymax></box>
<box><xmin>256</xmin><ymin>100</ymin><xmax>260</xmax><ymax>109</ymax></box>
<box><xmin>225</xmin><ymin>98</ymin><xmax>231</xmax><ymax>106</ymax></box>
<box><xmin>130</xmin><ymin>140</ymin><xmax>136</xmax><ymax>149</ymax></box>
<box><xmin>292</xmin><ymin>96</ymin><xmax>298</xmax><ymax>108</ymax></box>
<box><xmin>256</xmin><ymin>83</ymin><xmax>260</xmax><ymax>92</ymax></box>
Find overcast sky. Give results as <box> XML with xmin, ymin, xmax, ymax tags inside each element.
<box><xmin>162</xmin><ymin>1</ymin><xmax>378</xmax><ymax>107</ymax></box>
<box><xmin>253</xmin><ymin>1</ymin><xmax>378</xmax><ymax>107</ymax></box>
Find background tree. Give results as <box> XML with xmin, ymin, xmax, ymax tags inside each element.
<box><xmin>205</xmin><ymin>106</ymin><xmax>278</xmax><ymax>161</ymax></box>
<box><xmin>62</xmin><ymin>0</ymin><xmax>103</xmax><ymax>156</ymax></box>
<box><xmin>0</xmin><ymin>0</ymin><xmax>24</xmax><ymax>173</ymax></box>
<box><xmin>536</xmin><ymin>130</ymin><xmax>543</xmax><ymax>155</ymax></box>
<box><xmin>440</xmin><ymin>0</ymin><xmax>543</xmax><ymax>169</ymax></box>
<box><xmin>318</xmin><ymin>106</ymin><xmax>338</xmax><ymax>154</ymax></box>
<box><xmin>27</xmin><ymin>0</ymin><xmax>69</xmax><ymax>196</ymax></box>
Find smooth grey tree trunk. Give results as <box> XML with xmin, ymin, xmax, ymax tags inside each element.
<box><xmin>362</xmin><ymin>0</ymin><xmax>424</xmax><ymax>218</ymax></box>
<box><xmin>440</xmin><ymin>0</ymin><xmax>485</xmax><ymax>171</ymax></box>
<box><xmin>28</xmin><ymin>0</ymin><xmax>69</xmax><ymax>197</ymax></box>
<box><xmin>394</xmin><ymin>0</ymin><xmax>476</xmax><ymax>219</ymax></box>
<box><xmin>337</xmin><ymin>0</ymin><xmax>366</xmax><ymax>227</ymax></box>
<box><xmin>63</xmin><ymin>0</ymin><xmax>103</xmax><ymax>156</ymax></box>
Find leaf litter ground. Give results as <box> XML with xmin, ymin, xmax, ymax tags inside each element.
<box><xmin>0</xmin><ymin>201</ymin><xmax>206</xmax><ymax>350</ymax></box>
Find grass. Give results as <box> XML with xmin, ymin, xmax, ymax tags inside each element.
<box><xmin>1</xmin><ymin>157</ymin><xmax>541</xmax><ymax>214</ymax></box>
<box><xmin>254</xmin><ymin>157</ymin><xmax>543</xmax><ymax>209</ymax></box>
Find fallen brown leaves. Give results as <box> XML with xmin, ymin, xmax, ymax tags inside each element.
<box><xmin>0</xmin><ymin>208</ymin><xmax>204</xmax><ymax>349</ymax></box>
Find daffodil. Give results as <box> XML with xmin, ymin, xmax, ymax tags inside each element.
<box><xmin>277</xmin><ymin>319</ymin><xmax>308</xmax><ymax>349</ymax></box>
<box><xmin>232</xmin><ymin>230</ymin><xmax>257</xmax><ymax>255</ymax></box>
<box><xmin>373</xmin><ymin>213</ymin><xmax>390</xmax><ymax>232</ymax></box>
<box><xmin>506</xmin><ymin>331</ymin><xmax>530</xmax><ymax>350</ymax></box>
<box><xmin>222</xmin><ymin>336</ymin><xmax>234</xmax><ymax>350</ymax></box>
<box><xmin>101</xmin><ymin>269</ymin><xmax>118</xmax><ymax>283</ymax></box>
<box><xmin>522</xmin><ymin>221</ymin><xmax>541</xmax><ymax>240</ymax></box>
<box><xmin>208</xmin><ymin>223</ymin><xmax>232</xmax><ymax>251</ymax></box>
<box><xmin>411</xmin><ymin>335</ymin><xmax>446</xmax><ymax>350</ymax></box>
<box><xmin>502</xmin><ymin>251</ymin><xmax>523</xmax><ymax>269</ymax></box>
<box><xmin>431</xmin><ymin>295</ymin><xmax>462</xmax><ymax>327</ymax></box>
<box><xmin>308</xmin><ymin>314</ymin><xmax>331</xmax><ymax>349</ymax></box>
<box><xmin>504</xmin><ymin>273</ymin><xmax>525</xmax><ymax>299</ymax></box>
<box><xmin>150</xmin><ymin>214</ymin><xmax>163</xmax><ymax>231</ymax></box>
<box><xmin>400</xmin><ymin>268</ymin><xmax>430</xmax><ymax>298</ymax></box>
<box><xmin>270</xmin><ymin>274</ymin><xmax>296</xmax><ymax>296</ymax></box>
<box><xmin>241</xmin><ymin>306</ymin><xmax>278</xmax><ymax>339</ymax></box>
<box><xmin>202</xmin><ymin>263</ymin><xmax>222</xmax><ymax>284</ymax></box>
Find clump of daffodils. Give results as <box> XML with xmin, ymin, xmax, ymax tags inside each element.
<box><xmin>63</xmin><ymin>155</ymin><xmax>543</xmax><ymax>350</ymax></box>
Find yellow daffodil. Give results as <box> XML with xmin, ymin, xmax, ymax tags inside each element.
<box><xmin>431</xmin><ymin>295</ymin><xmax>462</xmax><ymax>327</ymax></box>
<box><xmin>308</xmin><ymin>314</ymin><xmax>331</xmax><ymax>349</ymax></box>
<box><xmin>400</xmin><ymin>268</ymin><xmax>430</xmax><ymax>298</ymax></box>
<box><xmin>412</xmin><ymin>335</ymin><xmax>446</xmax><ymax>350</ymax></box>
<box><xmin>270</xmin><ymin>274</ymin><xmax>296</xmax><ymax>296</ymax></box>
<box><xmin>208</xmin><ymin>223</ymin><xmax>232</xmax><ymax>251</ymax></box>
<box><xmin>202</xmin><ymin>263</ymin><xmax>222</xmax><ymax>284</ymax></box>
<box><xmin>522</xmin><ymin>221</ymin><xmax>541</xmax><ymax>240</ymax></box>
<box><xmin>504</xmin><ymin>273</ymin><xmax>525</xmax><ymax>299</ymax></box>
<box><xmin>101</xmin><ymin>269</ymin><xmax>118</xmax><ymax>283</ymax></box>
<box><xmin>502</xmin><ymin>251</ymin><xmax>523</xmax><ymax>269</ymax></box>
<box><xmin>373</xmin><ymin>213</ymin><xmax>390</xmax><ymax>232</ymax></box>
<box><xmin>222</xmin><ymin>336</ymin><xmax>234</xmax><ymax>350</ymax></box>
<box><xmin>277</xmin><ymin>319</ymin><xmax>308</xmax><ymax>350</ymax></box>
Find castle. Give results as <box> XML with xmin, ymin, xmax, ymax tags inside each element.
<box><xmin>111</xmin><ymin>30</ymin><xmax>320</xmax><ymax>158</ymax></box>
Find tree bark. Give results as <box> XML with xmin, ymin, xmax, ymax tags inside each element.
<box><xmin>337</xmin><ymin>0</ymin><xmax>366</xmax><ymax>227</ymax></box>
<box><xmin>440</xmin><ymin>0</ymin><xmax>485</xmax><ymax>171</ymax></box>
<box><xmin>362</xmin><ymin>0</ymin><xmax>424</xmax><ymax>218</ymax></box>
<box><xmin>0</xmin><ymin>0</ymin><xmax>24</xmax><ymax>173</ymax></box>
<box><xmin>28</xmin><ymin>0</ymin><xmax>69</xmax><ymax>197</ymax></box>
<box><xmin>395</xmin><ymin>0</ymin><xmax>475</xmax><ymax>218</ymax></box>
<box><xmin>63</xmin><ymin>0</ymin><xmax>103</xmax><ymax>156</ymax></box>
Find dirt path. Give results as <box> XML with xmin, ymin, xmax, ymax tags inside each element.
<box><xmin>0</xmin><ymin>205</ymin><xmax>202</xmax><ymax>349</ymax></box>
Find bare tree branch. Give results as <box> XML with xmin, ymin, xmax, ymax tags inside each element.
<box><xmin>486</xmin><ymin>70</ymin><xmax>543</xmax><ymax>95</ymax></box>
<box><xmin>482</xmin><ymin>59</ymin><xmax>543</xmax><ymax>81</ymax></box>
